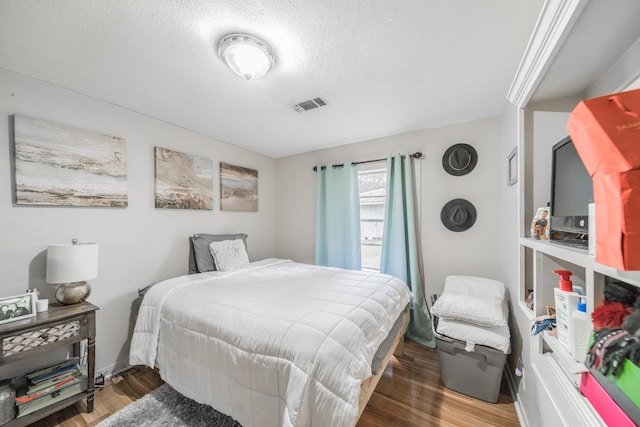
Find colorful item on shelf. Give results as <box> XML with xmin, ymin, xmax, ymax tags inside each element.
<box><xmin>580</xmin><ymin>371</ymin><xmax>638</xmax><ymax>427</ymax></box>
<box><xmin>531</xmin><ymin>317</ymin><xmax>556</xmax><ymax>335</ymax></box>
<box><xmin>587</xmin><ymin>329</ymin><xmax>640</xmax><ymax>376</ymax></box>
<box><xmin>591</xmin><ymin>302</ymin><xmax>634</xmax><ymax>330</ymax></box>
<box><xmin>554</xmin><ymin>281</ymin><xmax>581</xmax><ymax>352</ymax></box>
<box><xmin>587</xmin><ymin>364</ymin><xmax>640</xmax><ymax>424</ymax></box>
<box><xmin>572</xmin><ymin>299</ymin><xmax>594</xmax><ymax>362</ymax></box>
<box><xmin>530</xmin><ymin>206</ymin><xmax>550</xmax><ymax>240</ymax></box>
<box><xmin>567</xmin><ymin>87</ymin><xmax>640</xmax><ymax>271</ymax></box>
<box><xmin>567</xmin><ymin>88</ymin><xmax>640</xmax><ymax>175</ymax></box>
<box><xmin>553</xmin><ymin>269</ymin><xmax>573</xmax><ymax>291</ymax></box>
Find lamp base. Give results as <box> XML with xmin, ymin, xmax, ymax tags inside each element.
<box><xmin>55</xmin><ymin>281</ymin><xmax>91</xmax><ymax>305</ymax></box>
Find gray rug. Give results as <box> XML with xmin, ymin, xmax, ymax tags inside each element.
<box><xmin>97</xmin><ymin>383</ymin><xmax>242</xmax><ymax>427</ymax></box>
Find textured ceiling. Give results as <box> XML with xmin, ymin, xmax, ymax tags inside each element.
<box><xmin>0</xmin><ymin>0</ymin><xmax>543</xmax><ymax>158</ymax></box>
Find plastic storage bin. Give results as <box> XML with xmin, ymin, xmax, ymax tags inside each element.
<box><xmin>436</xmin><ymin>335</ymin><xmax>507</xmax><ymax>403</ymax></box>
<box><xmin>587</xmin><ymin>367</ymin><xmax>640</xmax><ymax>425</ymax></box>
<box><xmin>580</xmin><ymin>372</ymin><xmax>637</xmax><ymax>427</ymax></box>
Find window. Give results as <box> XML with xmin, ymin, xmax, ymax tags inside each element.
<box><xmin>358</xmin><ymin>168</ymin><xmax>386</xmax><ymax>271</ymax></box>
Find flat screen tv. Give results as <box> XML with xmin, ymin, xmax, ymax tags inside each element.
<box><xmin>550</xmin><ymin>136</ymin><xmax>594</xmax><ymax>241</ymax></box>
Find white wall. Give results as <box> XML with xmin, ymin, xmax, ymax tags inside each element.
<box><xmin>275</xmin><ymin>117</ymin><xmax>505</xmax><ymax>299</ymax></box>
<box><xmin>0</xmin><ymin>69</ymin><xmax>276</xmax><ymax>376</ymax></box>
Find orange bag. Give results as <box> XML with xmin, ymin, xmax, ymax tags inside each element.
<box><xmin>592</xmin><ymin>170</ymin><xmax>640</xmax><ymax>270</ymax></box>
<box><xmin>567</xmin><ymin>88</ymin><xmax>640</xmax><ymax>271</ymax></box>
<box><xmin>568</xmin><ymin>88</ymin><xmax>640</xmax><ymax>176</ymax></box>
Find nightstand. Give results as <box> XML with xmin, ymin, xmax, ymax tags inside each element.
<box><xmin>0</xmin><ymin>301</ymin><xmax>98</xmax><ymax>427</ymax></box>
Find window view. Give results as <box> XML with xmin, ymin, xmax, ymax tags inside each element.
<box><xmin>358</xmin><ymin>169</ymin><xmax>386</xmax><ymax>271</ymax></box>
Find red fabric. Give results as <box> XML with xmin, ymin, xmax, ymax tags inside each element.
<box><xmin>591</xmin><ymin>301</ymin><xmax>634</xmax><ymax>330</ymax></box>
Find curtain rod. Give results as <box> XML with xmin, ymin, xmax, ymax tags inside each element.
<box><xmin>313</xmin><ymin>152</ymin><xmax>423</xmax><ymax>171</ymax></box>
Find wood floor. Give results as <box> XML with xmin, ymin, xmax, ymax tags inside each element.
<box><xmin>31</xmin><ymin>339</ymin><xmax>520</xmax><ymax>427</ymax></box>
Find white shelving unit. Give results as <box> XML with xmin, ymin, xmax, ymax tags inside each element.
<box><xmin>507</xmin><ymin>2</ymin><xmax>640</xmax><ymax>424</ymax></box>
<box><xmin>519</xmin><ymin>237</ymin><xmax>640</xmax><ymax>426</ymax></box>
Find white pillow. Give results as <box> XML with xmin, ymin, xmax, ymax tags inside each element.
<box><xmin>209</xmin><ymin>239</ymin><xmax>250</xmax><ymax>272</ymax></box>
<box><xmin>431</xmin><ymin>275</ymin><xmax>507</xmax><ymax>327</ymax></box>
<box><xmin>436</xmin><ymin>299</ymin><xmax>511</xmax><ymax>353</ymax></box>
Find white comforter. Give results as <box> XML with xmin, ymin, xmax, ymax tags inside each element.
<box><xmin>129</xmin><ymin>259</ymin><xmax>412</xmax><ymax>427</ymax></box>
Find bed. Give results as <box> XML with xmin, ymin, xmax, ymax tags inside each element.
<box><xmin>129</xmin><ymin>235</ymin><xmax>411</xmax><ymax>427</ymax></box>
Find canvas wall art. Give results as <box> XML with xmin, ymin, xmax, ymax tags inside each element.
<box><xmin>13</xmin><ymin>115</ymin><xmax>128</xmax><ymax>207</ymax></box>
<box><xmin>154</xmin><ymin>147</ymin><xmax>213</xmax><ymax>210</ymax></box>
<box><xmin>220</xmin><ymin>162</ymin><xmax>258</xmax><ymax>212</ymax></box>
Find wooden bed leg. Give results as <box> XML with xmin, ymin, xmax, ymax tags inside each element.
<box><xmin>393</xmin><ymin>336</ymin><xmax>405</xmax><ymax>357</ymax></box>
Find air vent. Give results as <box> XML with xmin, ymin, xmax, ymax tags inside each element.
<box><xmin>294</xmin><ymin>97</ymin><xmax>328</xmax><ymax>112</ymax></box>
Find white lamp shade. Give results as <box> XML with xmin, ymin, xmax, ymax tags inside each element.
<box><xmin>46</xmin><ymin>242</ymin><xmax>99</xmax><ymax>284</ymax></box>
<box><xmin>218</xmin><ymin>33</ymin><xmax>275</xmax><ymax>80</ymax></box>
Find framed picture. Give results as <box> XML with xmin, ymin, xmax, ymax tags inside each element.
<box><xmin>13</xmin><ymin>115</ymin><xmax>128</xmax><ymax>207</ymax></box>
<box><xmin>220</xmin><ymin>162</ymin><xmax>258</xmax><ymax>212</ymax></box>
<box><xmin>507</xmin><ymin>146</ymin><xmax>518</xmax><ymax>186</ymax></box>
<box><xmin>0</xmin><ymin>292</ymin><xmax>37</xmax><ymax>325</ymax></box>
<box><xmin>154</xmin><ymin>147</ymin><xmax>213</xmax><ymax>210</ymax></box>
<box><xmin>530</xmin><ymin>206</ymin><xmax>551</xmax><ymax>240</ymax></box>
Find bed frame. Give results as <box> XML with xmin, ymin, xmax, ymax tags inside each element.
<box><xmin>355</xmin><ymin>307</ymin><xmax>409</xmax><ymax>424</ymax></box>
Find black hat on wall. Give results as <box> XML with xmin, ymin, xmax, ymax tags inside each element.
<box><xmin>442</xmin><ymin>143</ymin><xmax>477</xmax><ymax>176</ymax></box>
<box><xmin>441</xmin><ymin>199</ymin><xmax>477</xmax><ymax>232</ymax></box>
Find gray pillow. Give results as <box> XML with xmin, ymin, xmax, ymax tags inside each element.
<box><xmin>191</xmin><ymin>233</ymin><xmax>248</xmax><ymax>273</ymax></box>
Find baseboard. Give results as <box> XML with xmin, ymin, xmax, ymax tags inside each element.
<box><xmin>505</xmin><ymin>361</ymin><xmax>530</xmax><ymax>427</ymax></box>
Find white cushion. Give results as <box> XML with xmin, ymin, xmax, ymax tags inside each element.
<box><xmin>209</xmin><ymin>239</ymin><xmax>250</xmax><ymax>272</ymax></box>
<box><xmin>431</xmin><ymin>275</ymin><xmax>507</xmax><ymax>327</ymax></box>
<box><xmin>436</xmin><ymin>299</ymin><xmax>511</xmax><ymax>353</ymax></box>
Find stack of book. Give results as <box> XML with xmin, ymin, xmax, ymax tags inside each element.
<box><xmin>15</xmin><ymin>358</ymin><xmax>87</xmax><ymax>418</ymax></box>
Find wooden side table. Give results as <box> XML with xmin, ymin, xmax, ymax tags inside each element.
<box><xmin>0</xmin><ymin>301</ymin><xmax>98</xmax><ymax>427</ymax></box>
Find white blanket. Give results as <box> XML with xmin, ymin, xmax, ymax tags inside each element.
<box><xmin>129</xmin><ymin>259</ymin><xmax>412</xmax><ymax>427</ymax></box>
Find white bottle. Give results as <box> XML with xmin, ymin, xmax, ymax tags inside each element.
<box><xmin>554</xmin><ymin>287</ymin><xmax>580</xmax><ymax>351</ymax></box>
<box><xmin>571</xmin><ymin>300</ymin><xmax>593</xmax><ymax>362</ymax></box>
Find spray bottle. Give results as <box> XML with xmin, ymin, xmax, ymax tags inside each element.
<box><xmin>552</xmin><ymin>270</ymin><xmax>581</xmax><ymax>352</ymax></box>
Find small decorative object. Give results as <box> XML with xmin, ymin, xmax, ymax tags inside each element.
<box><xmin>525</xmin><ymin>290</ymin><xmax>534</xmax><ymax>310</ymax></box>
<box><xmin>546</xmin><ymin>306</ymin><xmax>556</xmax><ymax>317</ymax></box>
<box><xmin>442</xmin><ymin>143</ymin><xmax>477</xmax><ymax>176</ymax></box>
<box><xmin>46</xmin><ymin>239</ymin><xmax>99</xmax><ymax>305</ymax></box>
<box><xmin>0</xmin><ymin>379</ymin><xmax>15</xmax><ymax>426</ymax></box>
<box><xmin>440</xmin><ymin>199</ymin><xmax>477</xmax><ymax>232</ymax></box>
<box><xmin>154</xmin><ymin>147</ymin><xmax>214</xmax><ymax>210</ymax></box>
<box><xmin>530</xmin><ymin>206</ymin><xmax>550</xmax><ymax>240</ymax></box>
<box><xmin>36</xmin><ymin>299</ymin><xmax>49</xmax><ymax>313</ymax></box>
<box><xmin>13</xmin><ymin>114</ymin><xmax>128</xmax><ymax>207</ymax></box>
<box><xmin>507</xmin><ymin>146</ymin><xmax>518</xmax><ymax>186</ymax></box>
<box><xmin>220</xmin><ymin>162</ymin><xmax>258</xmax><ymax>212</ymax></box>
<box><xmin>0</xmin><ymin>292</ymin><xmax>37</xmax><ymax>325</ymax></box>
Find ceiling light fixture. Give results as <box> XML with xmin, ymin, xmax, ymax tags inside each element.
<box><xmin>217</xmin><ymin>33</ymin><xmax>275</xmax><ymax>80</ymax></box>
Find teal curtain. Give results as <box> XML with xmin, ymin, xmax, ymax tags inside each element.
<box><xmin>315</xmin><ymin>164</ymin><xmax>362</xmax><ymax>269</ymax></box>
<box><xmin>381</xmin><ymin>153</ymin><xmax>435</xmax><ymax>348</ymax></box>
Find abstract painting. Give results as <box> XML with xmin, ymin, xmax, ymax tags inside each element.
<box><xmin>220</xmin><ymin>162</ymin><xmax>258</xmax><ymax>212</ymax></box>
<box><xmin>154</xmin><ymin>147</ymin><xmax>213</xmax><ymax>210</ymax></box>
<box><xmin>13</xmin><ymin>115</ymin><xmax>128</xmax><ymax>207</ymax></box>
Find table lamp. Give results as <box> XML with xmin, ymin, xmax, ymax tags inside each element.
<box><xmin>46</xmin><ymin>239</ymin><xmax>98</xmax><ymax>305</ymax></box>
